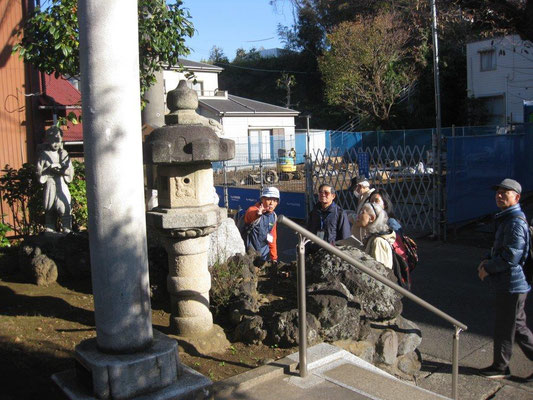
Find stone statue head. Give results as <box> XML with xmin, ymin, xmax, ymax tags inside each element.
<box><xmin>45</xmin><ymin>126</ymin><xmax>63</xmax><ymax>151</ymax></box>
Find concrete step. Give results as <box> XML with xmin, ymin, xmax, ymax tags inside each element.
<box><xmin>213</xmin><ymin>343</ymin><xmax>449</xmax><ymax>400</ymax></box>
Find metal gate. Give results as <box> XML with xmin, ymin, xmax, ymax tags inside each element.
<box><xmin>308</xmin><ymin>145</ymin><xmax>435</xmax><ymax>234</ymax></box>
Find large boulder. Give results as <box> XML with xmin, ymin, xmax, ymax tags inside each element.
<box><xmin>307</xmin><ymin>281</ymin><xmax>361</xmax><ymax>341</ymax></box>
<box><xmin>271</xmin><ymin>309</ymin><xmax>321</xmax><ymax>346</ymax></box>
<box><xmin>208</xmin><ymin>217</ymin><xmax>245</xmax><ymax>267</ymax></box>
<box><xmin>308</xmin><ymin>246</ymin><xmax>403</xmax><ymax>320</ymax></box>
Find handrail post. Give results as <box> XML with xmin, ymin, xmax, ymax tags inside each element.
<box><xmin>297</xmin><ymin>233</ymin><xmax>308</xmax><ymax>377</ymax></box>
<box><xmin>452</xmin><ymin>326</ymin><xmax>462</xmax><ymax>399</ymax></box>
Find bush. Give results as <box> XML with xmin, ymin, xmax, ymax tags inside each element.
<box><xmin>0</xmin><ymin>163</ymin><xmax>44</xmax><ymax>236</ymax></box>
<box><xmin>0</xmin><ymin>219</ymin><xmax>12</xmax><ymax>247</ymax></box>
<box><xmin>209</xmin><ymin>259</ymin><xmax>244</xmax><ymax>313</ymax></box>
<box><xmin>69</xmin><ymin>161</ymin><xmax>88</xmax><ymax>231</ymax></box>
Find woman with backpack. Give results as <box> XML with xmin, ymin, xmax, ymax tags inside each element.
<box><xmin>339</xmin><ymin>203</ymin><xmax>396</xmax><ymax>269</ymax></box>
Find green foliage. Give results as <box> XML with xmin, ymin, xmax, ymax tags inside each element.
<box><xmin>13</xmin><ymin>0</ymin><xmax>194</xmax><ymax>106</ymax></box>
<box><xmin>209</xmin><ymin>259</ymin><xmax>244</xmax><ymax>313</ymax></box>
<box><xmin>69</xmin><ymin>161</ymin><xmax>88</xmax><ymax>231</ymax></box>
<box><xmin>318</xmin><ymin>12</ymin><xmax>419</xmax><ymax>128</ymax></box>
<box><xmin>0</xmin><ymin>219</ymin><xmax>12</xmax><ymax>247</ymax></box>
<box><xmin>0</xmin><ymin>164</ymin><xmax>44</xmax><ymax>236</ymax></box>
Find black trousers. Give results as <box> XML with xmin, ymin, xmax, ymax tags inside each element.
<box><xmin>493</xmin><ymin>292</ymin><xmax>533</xmax><ymax>370</ymax></box>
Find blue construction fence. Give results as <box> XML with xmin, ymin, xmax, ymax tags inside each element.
<box><xmin>446</xmin><ymin>131</ymin><xmax>533</xmax><ymax>224</ymax></box>
<box><xmin>215</xmin><ymin>186</ymin><xmax>307</xmax><ymax>220</ymax></box>
<box><xmin>327</xmin><ymin>125</ymin><xmax>510</xmax><ymax>154</ymax></box>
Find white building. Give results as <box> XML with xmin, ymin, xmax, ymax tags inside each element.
<box><xmin>467</xmin><ymin>34</ymin><xmax>533</xmax><ymax>125</ymax></box>
<box><xmin>163</xmin><ymin>59</ymin><xmax>299</xmax><ymax>165</ymax></box>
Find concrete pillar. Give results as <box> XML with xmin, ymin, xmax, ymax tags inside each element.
<box><xmin>78</xmin><ymin>0</ymin><xmax>152</xmax><ymax>352</ymax></box>
<box><xmin>142</xmin><ymin>70</ymin><xmax>165</xmax><ymax>128</ymax></box>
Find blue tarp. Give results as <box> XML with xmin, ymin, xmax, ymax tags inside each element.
<box><xmin>446</xmin><ymin>133</ymin><xmax>533</xmax><ymax>224</ymax></box>
<box><xmin>215</xmin><ymin>186</ymin><xmax>307</xmax><ymax>219</ymax></box>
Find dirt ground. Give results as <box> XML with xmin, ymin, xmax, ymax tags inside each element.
<box><xmin>0</xmin><ymin>248</ymin><xmax>296</xmax><ymax>400</ymax></box>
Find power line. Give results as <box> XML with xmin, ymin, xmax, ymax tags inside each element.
<box><xmin>215</xmin><ymin>62</ymin><xmax>311</xmax><ymax>75</ymax></box>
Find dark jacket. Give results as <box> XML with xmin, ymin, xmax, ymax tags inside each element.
<box><xmin>308</xmin><ymin>201</ymin><xmax>351</xmax><ymax>245</ymax></box>
<box><xmin>484</xmin><ymin>203</ymin><xmax>531</xmax><ymax>294</ymax></box>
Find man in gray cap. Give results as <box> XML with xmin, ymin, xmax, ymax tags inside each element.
<box><xmin>477</xmin><ymin>178</ymin><xmax>533</xmax><ymax>380</ymax></box>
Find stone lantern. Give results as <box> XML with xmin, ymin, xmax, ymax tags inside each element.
<box><xmin>145</xmin><ymin>81</ymin><xmax>234</xmax><ymax>342</ymax></box>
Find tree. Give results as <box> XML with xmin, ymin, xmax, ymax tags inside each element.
<box><xmin>276</xmin><ymin>73</ymin><xmax>296</xmax><ymax>108</ymax></box>
<box><xmin>318</xmin><ymin>12</ymin><xmax>418</xmax><ymax>128</ymax></box>
<box><xmin>207</xmin><ymin>46</ymin><xmax>229</xmax><ymax>64</ymax></box>
<box><xmin>13</xmin><ymin>0</ymin><xmax>194</xmax><ymax>104</ymax></box>
<box><xmin>453</xmin><ymin>0</ymin><xmax>533</xmax><ymax>43</ymax></box>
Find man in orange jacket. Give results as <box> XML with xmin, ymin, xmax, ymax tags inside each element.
<box><xmin>244</xmin><ymin>187</ymin><xmax>279</xmax><ymax>262</ymax></box>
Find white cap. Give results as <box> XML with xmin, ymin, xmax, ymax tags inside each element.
<box><xmin>261</xmin><ymin>187</ymin><xmax>280</xmax><ymax>199</ymax></box>
<box><xmin>358</xmin><ymin>179</ymin><xmax>370</xmax><ymax>187</ymax></box>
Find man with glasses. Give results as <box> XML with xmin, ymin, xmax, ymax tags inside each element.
<box><xmin>307</xmin><ymin>184</ymin><xmax>351</xmax><ymax>249</ymax></box>
<box><xmin>477</xmin><ymin>178</ymin><xmax>533</xmax><ymax>381</ymax></box>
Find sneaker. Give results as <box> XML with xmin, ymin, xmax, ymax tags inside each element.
<box><xmin>478</xmin><ymin>366</ymin><xmax>511</xmax><ymax>379</ymax></box>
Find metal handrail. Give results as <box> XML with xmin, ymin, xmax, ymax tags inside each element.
<box><xmin>278</xmin><ymin>215</ymin><xmax>467</xmax><ymax>399</ymax></box>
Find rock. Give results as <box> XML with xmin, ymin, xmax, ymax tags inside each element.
<box><xmin>271</xmin><ymin>309</ymin><xmax>321</xmax><ymax>346</ymax></box>
<box><xmin>233</xmin><ymin>315</ymin><xmax>267</xmax><ymax>344</ymax></box>
<box><xmin>376</xmin><ymin>329</ymin><xmax>398</xmax><ymax>365</ymax></box>
<box><xmin>18</xmin><ymin>232</ymin><xmax>90</xmax><ymax>283</ymax></box>
<box><xmin>398</xmin><ymin>330</ymin><xmax>422</xmax><ymax>356</ymax></box>
<box><xmin>31</xmin><ymin>253</ymin><xmax>58</xmax><ymax>286</ymax></box>
<box><xmin>397</xmin><ymin>351</ymin><xmax>422</xmax><ymax>376</ymax></box>
<box><xmin>307</xmin><ymin>282</ymin><xmax>361</xmax><ymax>341</ymax></box>
<box><xmin>308</xmin><ymin>247</ymin><xmax>403</xmax><ymax>320</ymax></box>
<box><xmin>208</xmin><ymin>218</ymin><xmax>245</xmax><ymax>267</ymax></box>
<box><xmin>334</xmin><ymin>339</ymin><xmax>375</xmax><ymax>364</ymax></box>
<box><xmin>357</xmin><ymin>319</ymin><xmax>372</xmax><ymax>341</ymax></box>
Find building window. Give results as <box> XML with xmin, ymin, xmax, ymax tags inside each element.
<box><xmin>480</xmin><ymin>50</ymin><xmax>496</xmax><ymax>72</ymax></box>
<box><xmin>187</xmin><ymin>80</ymin><xmax>204</xmax><ymax>96</ymax></box>
<box><xmin>248</xmin><ymin>129</ymin><xmax>273</xmax><ymax>162</ymax></box>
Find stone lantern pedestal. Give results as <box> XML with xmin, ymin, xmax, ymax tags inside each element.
<box><xmin>146</xmin><ymin>81</ymin><xmax>234</xmax><ymax>353</ymax></box>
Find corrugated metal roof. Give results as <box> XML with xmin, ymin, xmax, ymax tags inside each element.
<box><xmin>200</xmin><ymin>95</ymin><xmax>299</xmax><ymax>116</ymax></box>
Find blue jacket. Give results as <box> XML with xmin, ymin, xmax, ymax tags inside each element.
<box><xmin>308</xmin><ymin>201</ymin><xmax>351</xmax><ymax>245</ymax></box>
<box><xmin>484</xmin><ymin>203</ymin><xmax>531</xmax><ymax>294</ymax></box>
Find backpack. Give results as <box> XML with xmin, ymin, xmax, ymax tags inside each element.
<box><xmin>517</xmin><ymin>217</ymin><xmax>533</xmax><ymax>284</ymax></box>
<box><xmin>391</xmin><ymin>248</ymin><xmax>411</xmax><ymax>290</ymax></box>
<box><xmin>392</xmin><ymin>233</ymin><xmax>418</xmax><ymax>273</ymax></box>
<box><xmin>369</xmin><ymin>233</ymin><xmax>414</xmax><ymax>290</ymax></box>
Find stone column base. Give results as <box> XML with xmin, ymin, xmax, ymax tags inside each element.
<box><xmin>175</xmin><ymin>324</ymin><xmax>230</xmax><ymax>355</ymax></box>
<box><xmin>52</xmin><ymin>330</ymin><xmax>212</xmax><ymax>400</ymax></box>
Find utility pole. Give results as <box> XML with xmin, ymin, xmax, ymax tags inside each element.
<box><xmin>430</xmin><ymin>0</ymin><xmax>444</xmax><ymax>240</ymax></box>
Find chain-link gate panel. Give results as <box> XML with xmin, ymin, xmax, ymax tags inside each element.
<box><xmin>309</xmin><ymin>146</ymin><xmax>434</xmax><ymax>234</ymax></box>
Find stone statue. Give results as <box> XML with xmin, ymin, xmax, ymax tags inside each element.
<box><xmin>36</xmin><ymin>126</ymin><xmax>74</xmax><ymax>233</ymax></box>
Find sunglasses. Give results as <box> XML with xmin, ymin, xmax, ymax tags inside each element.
<box><xmin>319</xmin><ymin>190</ymin><xmax>332</xmax><ymax>195</ymax></box>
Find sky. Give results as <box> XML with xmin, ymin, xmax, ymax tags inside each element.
<box><xmin>180</xmin><ymin>0</ymin><xmax>295</xmax><ymax>62</ymax></box>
